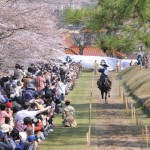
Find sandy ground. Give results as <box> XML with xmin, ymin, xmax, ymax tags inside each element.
<box><xmin>92</xmin><ymin>75</ymin><xmax>145</xmax><ymax>150</ymax></box>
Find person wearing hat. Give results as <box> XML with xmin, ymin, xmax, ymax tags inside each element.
<box><xmin>62</xmin><ymin>100</ymin><xmax>77</xmax><ymax>127</ymax></box>
<box><xmin>23</xmin><ymin>84</ymin><xmax>38</xmax><ymax>101</ymax></box>
<box><xmin>99</xmin><ymin>63</ymin><xmax>112</xmax><ymax>90</ymax></box>
<box><xmin>27</xmin><ymin>134</ymin><xmax>38</xmax><ymax>150</ymax></box>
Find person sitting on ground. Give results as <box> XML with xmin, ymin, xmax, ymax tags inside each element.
<box><xmin>62</xmin><ymin>100</ymin><xmax>76</xmax><ymax>127</ymax></box>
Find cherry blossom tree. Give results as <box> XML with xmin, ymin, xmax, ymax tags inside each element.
<box><xmin>0</xmin><ymin>0</ymin><xmax>66</xmax><ymax>68</ymax></box>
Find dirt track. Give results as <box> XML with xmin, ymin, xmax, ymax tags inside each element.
<box><xmin>93</xmin><ymin>75</ymin><xmax>145</xmax><ymax>150</ymax></box>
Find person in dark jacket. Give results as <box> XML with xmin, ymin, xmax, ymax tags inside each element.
<box><xmin>0</xmin><ymin>130</ymin><xmax>13</xmax><ymax>150</ymax></box>
<box><xmin>23</xmin><ymin>84</ymin><xmax>38</xmax><ymax>101</ymax></box>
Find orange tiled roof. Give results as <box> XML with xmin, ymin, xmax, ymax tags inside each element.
<box><xmin>113</xmin><ymin>51</ymin><xmax>126</xmax><ymax>58</ymax></box>
<box><xmin>65</xmin><ymin>46</ymin><xmax>106</xmax><ymax>56</ymax></box>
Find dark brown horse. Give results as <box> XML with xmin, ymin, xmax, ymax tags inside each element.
<box><xmin>97</xmin><ymin>74</ymin><xmax>111</xmax><ymax>103</ymax></box>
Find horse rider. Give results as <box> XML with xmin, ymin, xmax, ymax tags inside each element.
<box><xmin>98</xmin><ymin>64</ymin><xmax>112</xmax><ymax>89</ymax></box>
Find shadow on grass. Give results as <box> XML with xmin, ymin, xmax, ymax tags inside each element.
<box><xmin>91</xmin><ymin>124</ymin><xmax>145</xmax><ymax>148</ymax></box>
<box><xmin>119</xmin><ymin>78</ymin><xmax>150</xmax><ymax>118</ymax></box>
<box><xmin>40</xmin><ymin>125</ymin><xmax>90</xmax><ymax>147</ymax></box>
<box><xmin>130</xmin><ymin>79</ymin><xmax>150</xmax><ymax>93</ymax></box>
<box><xmin>82</xmin><ymin>69</ymin><xmax>93</xmax><ymax>72</ymax></box>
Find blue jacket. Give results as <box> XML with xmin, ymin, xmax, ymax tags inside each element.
<box><xmin>24</xmin><ymin>89</ymin><xmax>38</xmax><ymax>101</ymax></box>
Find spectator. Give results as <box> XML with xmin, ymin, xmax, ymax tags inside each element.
<box><xmin>34</xmin><ymin>72</ymin><xmax>46</xmax><ymax>95</ymax></box>
<box><xmin>14</xmin><ymin>101</ymin><xmax>51</xmax><ymax>132</ymax></box>
<box><xmin>23</xmin><ymin>84</ymin><xmax>38</xmax><ymax>102</ymax></box>
<box><xmin>13</xmin><ymin>64</ymin><xmax>24</xmax><ymax>81</ymax></box>
<box><xmin>116</xmin><ymin>60</ymin><xmax>121</xmax><ymax>73</ymax></box>
<box><xmin>0</xmin><ymin>104</ymin><xmax>11</xmax><ymax>124</ymax></box>
<box><xmin>0</xmin><ymin>130</ymin><xmax>13</xmax><ymax>150</ymax></box>
<box><xmin>62</xmin><ymin>100</ymin><xmax>76</xmax><ymax>127</ymax></box>
<box><xmin>0</xmin><ymin>117</ymin><xmax>13</xmax><ymax>134</ymax></box>
<box><xmin>93</xmin><ymin>60</ymin><xmax>99</xmax><ymax>75</ymax></box>
<box><xmin>56</xmin><ymin>78</ymin><xmax>65</xmax><ymax>101</ymax></box>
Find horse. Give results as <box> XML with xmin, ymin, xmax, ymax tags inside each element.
<box><xmin>97</xmin><ymin>74</ymin><xmax>111</xmax><ymax>103</ymax></box>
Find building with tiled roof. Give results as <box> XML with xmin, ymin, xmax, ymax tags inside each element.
<box><xmin>64</xmin><ymin>45</ymin><xmax>106</xmax><ymax>56</ymax></box>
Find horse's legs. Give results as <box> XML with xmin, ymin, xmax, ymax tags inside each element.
<box><xmin>108</xmin><ymin>91</ymin><xmax>110</xmax><ymax>97</ymax></box>
<box><xmin>101</xmin><ymin>91</ymin><xmax>104</xmax><ymax>99</ymax></box>
<box><xmin>105</xmin><ymin>92</ymin><xmax>107</xmax><ymax>104</ymax></box>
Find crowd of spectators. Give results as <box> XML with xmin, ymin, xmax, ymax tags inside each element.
<box><xmin>0</xmin><ymin>59</ymin><xmax>82</xmax><ymax>150</ymax></box>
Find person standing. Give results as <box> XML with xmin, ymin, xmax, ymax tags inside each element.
<box><xmin>93</xmin><ymin>60</ymin><xmax>99</xmax><ymax>75</ymax></box>
<box><xmin>34</xmin><ymin>72</ymin><xmax>46</xmax><ymax>95</ymax></box>
<box><xmin>116</xmin><ymin>60</ymin><xmax>120</xmax><ymax>73</ymax></box>
<box><xmin>13</xmin><ymin>64</ymin><xmax>24</xmax><ymax>81</ymax></box>
<box><xmin>56</xmin><ymin>78</ymin><xmax>65</xmax><ymax>101</ymax></box>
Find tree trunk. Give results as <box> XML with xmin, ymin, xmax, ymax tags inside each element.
<box><xmin>79</xmin><ymin>45</ymin><xmax>84</xmax><ymax>55</ymax></box>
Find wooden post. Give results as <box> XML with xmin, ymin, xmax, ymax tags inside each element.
<box><xmin>122</xmin><ymin>91</ymin><xmax>124</xmax><ymax>103</ymax></box>
<box><xmin>125</xmin><ymin>97</ymin><xmax>129</xmax><ymax>110</ymax></box>
<box><xmin>131</xmin><ymin>104</ymin><xmax>133</xmax><ymax>119</ymax></box>
<box><xmin>145</xmin><ymin>126</ymin><xmax>148</xmax><ymax>148</ymax></box>
<box><xmin>121</xmin><ymin>90</ymin><xmax>123</xmax><ymax>102</ymax></box>
<box><xmin>123</xmin><ymin>92</ymin><xmax>126</xmax><ymax>105</ymax></box>
<box><xmin>90</xmin><ymin>92</ymin><xmax>92</xmax><ymax>111</ymax></box>
<box><xmin>119</xmin><ymin>86</ymin><xmax>121</xmax><ymax>97</ymax></box>
<box><xmin>133</xmin><ymin>107</ymin><xmax>136</xmax><ymax>120</ymax></box>
<box><xmin>88</xmin><ymin>127</ymin><xmax>91</xmax><ymax>148</ymax></box>
<box><xmin>117</xmin><ymin>83</ymin><xmax>119</xmax><ymax>93</ymax></box>
<box><xmin>89</xmin><ymin>107</ymin><xmax>91</xmax><ymax>127</ymax></box>
<box><xmin>86</xmin><ymin>133</ymin><xmax>89</xmax><ymax>149</ymax></box>
<box><xmin>142</xmin><ymin>125</ymin><xmax>144</xmax><ymax>140</ymax></box>
<box><xmin>135</xmin><ymin>110</ymin><xmax>138</xmax><ymax>126</ymax></box>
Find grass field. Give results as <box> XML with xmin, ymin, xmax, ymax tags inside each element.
<box><xmin>118</xmin><ymin>66</ymin><xmax>150</xmax><ymax>126</ymax></box>
<box><xmin>118</xmin><ymin>66</ymin><xmax>150</xmax><ymax>111</ymax></box>
<box><xmin>39</xmin><ymin>70</ymin><xmax>97</xmax><ymax>150</ymax></box>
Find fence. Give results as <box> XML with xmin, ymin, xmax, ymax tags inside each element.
<box><xmin>86</xmin><ymin>71</ymin><xmax>94</xmax><ymax>150</ymax></box>
<box><xmin>114</xmin><ymin>78</ymin><xmax>150</xmax><ymax>149</ymax></box>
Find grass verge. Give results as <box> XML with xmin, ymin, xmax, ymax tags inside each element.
<box><xmin>39</xmin><ymin>71</ymin><xmax>97</xmax><ymax>150</ymax></box>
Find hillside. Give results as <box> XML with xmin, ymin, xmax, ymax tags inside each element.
<box><xmin>118</xmin><ymin>66</ymin><xmax>150</xmax><ymax>111</ymax></box>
